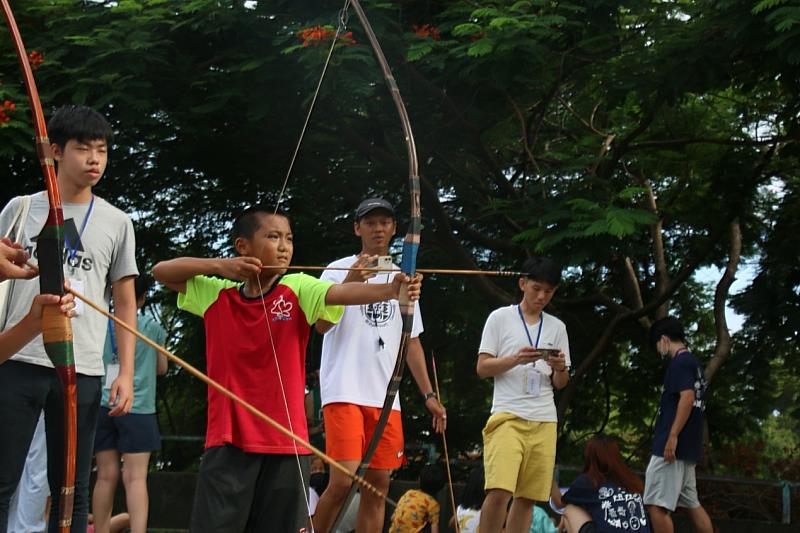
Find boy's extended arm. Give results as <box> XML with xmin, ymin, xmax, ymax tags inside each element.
<box><xmin>324</xmin><ymin>273</ymin><xmax>420</xmax><ymax>306</ymax></box>
<box><xmin>152</xmin><ymin>256</ymin><xmax>262</xmax><ymax>293</ymax></box>
<box><xmin>108</xmin><ymin>276</ymin><xmax>137</xmax><ymax>416</ymax></box>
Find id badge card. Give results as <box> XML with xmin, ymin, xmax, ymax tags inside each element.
<box><xmin>68</xmin><ymin>278</ymin><xmax>85</xmax><ymax>316</ymax></box>
<box><xmin>104</xmin><ymin>363</ymin><xmax>120</xmax><ymax>389</ymax></box>
<box><xmin>525</xmin><ymin>369</ymin><xmax>541</xmax><ymax>396</ymax></box>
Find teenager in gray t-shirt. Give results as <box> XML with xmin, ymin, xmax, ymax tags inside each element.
<box><xmin>0</xmin><ymin>192</ymin><xmax>137</xmax><ymax>374</ymax></box>
<box><xmin>0</xmin><ymin>105</ymin><xmax>138</xmax><ymax>533</ymax></box>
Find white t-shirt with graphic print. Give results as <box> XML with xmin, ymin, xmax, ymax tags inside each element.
<box><xmin>479</xmin><ymin>305</ymin><xmax>570</xmax><ymax>421</ymax></box>
<box><xmin>319</xmin><ymin>255</ymin><xmax>423</xmax><ymax>411</ymax></box>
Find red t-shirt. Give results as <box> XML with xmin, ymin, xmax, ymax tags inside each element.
<box><xmin>178</xmin><ymin>273</ymin><xmax>343</xmax><ymax>454</ymax></box>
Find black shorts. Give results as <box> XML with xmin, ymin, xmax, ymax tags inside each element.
<box><xmin>190</xmin><ymin>444</ymin><xmax>310</xmax><ymax>533</ymax></box>
<box><xmin>94</xmin><ymin>406</ymin><xmax>161</xmax><ymax>453</ymax></box>
<box><xmin>578</xmin><ymin>522</ymin><xmax>597</xmax><ymax>533</ymax></box>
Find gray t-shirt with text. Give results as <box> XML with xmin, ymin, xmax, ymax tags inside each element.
<box><xmin>0</xmin><ymin>191</ymin><xmax>138</xmax><ymax>376</ymax></box>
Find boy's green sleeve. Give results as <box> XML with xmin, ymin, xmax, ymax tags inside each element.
<box><xmin>283</xmin><ymin>273</ymin><xmax>344</xmax><ymax>325</ymax></box>
<box><xmin>177</xmin><ymin>275</ymin><xmax>240</xmax><ymax>317</ymax></box>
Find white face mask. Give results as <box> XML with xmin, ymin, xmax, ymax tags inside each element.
<box><xmin>657</xmin><ymin>337</ymin><xmax>670</xmax><ymax>358</ymax></box>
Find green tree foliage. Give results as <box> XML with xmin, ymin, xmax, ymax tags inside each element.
<box><xmin>1</xmin><ymin>0</ymin><xmax>797</xmax><ymax>478</ymax></box>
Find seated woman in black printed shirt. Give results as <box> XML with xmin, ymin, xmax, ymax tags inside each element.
<box><xmin>561</xmin><ymin>434</ymin><xmax>651</xmax><ymax>533</ymax></box>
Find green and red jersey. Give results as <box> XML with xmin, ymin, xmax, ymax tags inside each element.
<box><xmin>178</xmin><ymin>273</ymin><xmax>343</xmax><ymax>454</ymax></box>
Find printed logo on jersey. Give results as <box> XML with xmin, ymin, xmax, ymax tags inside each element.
<box><xmin>270</xmin><ymin>295</ymin><xmax>293</xmax><ymax>321</ymax></box>
<box><xmin>361</xmin><ymin>301</ymin><xmax>394</xmax><ymax>327</ymax></box>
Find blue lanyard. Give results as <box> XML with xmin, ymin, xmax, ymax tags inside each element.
<box><xmin>517</xmin><ymin>305</ymin><xmax>543</xmax><ymax>348</ymax></box>
<box><xmin>107</xmin><ymin>317</ymin><xmax>118</xmax><ymax>361</ymax></box>
<box><xmin>65</xmin><ymin>194</ymin><xmax>95</xmax><ymax>264</ymax></box>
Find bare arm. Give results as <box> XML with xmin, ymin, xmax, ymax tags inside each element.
<box><xmin>315</xmin><ymin>319</ymin><xmax>335</xmax><ymax>335</ymax></box>
<box><xmin>0</xmin><ymin>294</ymin><xmax>74</xmax><ymax>362</ymax></box>
<box><xmin>152</xmin><ymin>256</ymin><xmax>262</xmax><ymax>293</ymax></box>
<box><xmin>324</xmin><ymin>273</ymin><xmax>420</xmax><ymax>306</ymax></box>
<box><xmin>108</xmin><ymin>276</ymin><xmax>137</xmax><ymax>416</ymax></box>
<box><xmin>664</xmin><ymin>389</ymin><xmax>695</xmax><ymax>462</ymax></box>
<box><xmin>406</xmin><ymin>337</ymin><xmax>447</xmax><ymax>432</ymax></box>
<box><xmin>314</xmin><ymin>254</ymin><xmax>385</xmax><ymax>334</ymax></box>
<box><xmin>476</xmin><ymin>346</ymin><xmax>543</xmax><ymax>378</ymax></box>
<box><xmin>156</xmin><ymin>350</ymin><xmax>168</xmax><ymax>376</ymax></box>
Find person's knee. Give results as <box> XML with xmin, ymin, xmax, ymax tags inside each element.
<box><xmin>483</xmin><ymin>488</ymin><xmax>512</xmax><ymax>508</ymax></box>
<box><xmin>323</xmin><ymin>476</ymin><xmax>353</xmax><ymax>500</ymax></box>
<box><xmin>96</xmin><ymin>463</ymin><xmax>121</xmax><ymax>484</ymax></box>
<box><xmin>121</xmin><ymin>467</ymin><xmax>148</xmax><ymax>488</ymax></box>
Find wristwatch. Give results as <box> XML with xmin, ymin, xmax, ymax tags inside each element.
<box><xmin>424</xmin><ymin>391</ymin><xmax>437</xmax><ymax>401</ymax></box>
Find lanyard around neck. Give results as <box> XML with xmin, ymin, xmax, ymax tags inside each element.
<box><xmin>107</xmin><ymin>317</ymin><xmax>118</xmax><ymax>359</ymax></box>
<box><xmin>517</xmin><ymin>305</ymin><xmax>543</xmax><ymax>348</ymax></box>
<box><xmin>64</xmin><ymin>194</ymin><xmax>95</xmax><ymax>263</ymax></box>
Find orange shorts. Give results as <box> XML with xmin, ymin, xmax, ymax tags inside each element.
<box><xmin>323</xmin><ymin>403</ymin><xmax>405</xmax><ymax>470</ymax></box>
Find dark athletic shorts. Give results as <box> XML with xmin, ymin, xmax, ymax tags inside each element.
<box><xmin>94</xmin><ymin>406</ymin><xmax>161</xmax><ymax>453</ymax></box>
<box><xmin>578</xmin><ymin>522</ymin><xmax>597</xmax><ymax>533</ymax></box>
<box><xmin>190</xmin><ymin>444</ymin><xmax>310</xmax><ymax>533</ymax></box>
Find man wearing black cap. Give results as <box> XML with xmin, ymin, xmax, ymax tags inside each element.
<box><xmin>311</xmin><ymin>198</ymin><xmax>446</xmax><ymax>533</ymax></box>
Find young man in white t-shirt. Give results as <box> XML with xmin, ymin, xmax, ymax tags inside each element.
<box><xmin>311</xmin><ymin>198</ymin><xmax>446</xmax><ymax>533</ymax></box>
<box><xmin>477</xmin><ymin>257</ymin><xmax>571</xmax><ymax>533</ymax></box>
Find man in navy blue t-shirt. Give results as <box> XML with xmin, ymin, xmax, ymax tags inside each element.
<box><xmin>643</xmin><ymin>317</ymin><xmax>713</xmax><ymax>533</ymax></box>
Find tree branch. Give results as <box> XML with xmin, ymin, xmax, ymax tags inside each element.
<box><xmin>705</xmin><ymin>219</ymin><xmax>742</xmax><ymax>384</ymax></box>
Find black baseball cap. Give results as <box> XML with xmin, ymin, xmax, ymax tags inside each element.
<box><xmin>355</xmin><ymin>198</ymin><xmax>395</xmax><ymax>220</ymax></box>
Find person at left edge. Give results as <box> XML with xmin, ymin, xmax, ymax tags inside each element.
<box><xmin>0</xmin><ymin>105</ymin><xmax>138</xmax><ymax>533</ymax></box>
<box><xmin>152</xmin><ymin>205</ymin><xmax>422</xmax><ymax>533</ymax></box>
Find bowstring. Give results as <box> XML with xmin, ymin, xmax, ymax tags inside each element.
<box><xmin>255</xmin><ymin>273</ymin><xmax>315</xmax><ymax>528</ymax></box>
<box><xmin>274</xmin><ymin>0</ymin><xmax>352</xmax><ymax>214</ymax></box>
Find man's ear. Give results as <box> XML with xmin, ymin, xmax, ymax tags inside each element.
<box><xmin>50</xmin><ymin>142</ymin><xmax>63</xmax><ymax>161</ymax></box>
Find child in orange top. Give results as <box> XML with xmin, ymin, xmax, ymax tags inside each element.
<box><xmin>389</xmin><ymin>464</ymin><xmax>446</xmax><ymax>533</ymax></box>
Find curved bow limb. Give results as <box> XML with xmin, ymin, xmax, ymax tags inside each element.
<box><xmin>331</xmin><ymin>0</ymin><xmax>421</xmax><ymax>528</ymax></box>
<box><xmin>1</xmin><ymin>2</ymin><xmax>77</xmax><ymax>530</ymax></box>
<box><xmin>67</xmin><ymin>287</ymin><xmax>395</xmax><ymax>506</ymax></box>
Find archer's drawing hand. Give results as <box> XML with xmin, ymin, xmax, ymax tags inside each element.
<box><xmin>344</xmin><ymin>253</ymin><xmax>378</xmax><ymax>283</ymax></box>
<box><xmin>218</xmin><ymin>256</ymin><xmax>263</xmax><ymax>281</ymax></box>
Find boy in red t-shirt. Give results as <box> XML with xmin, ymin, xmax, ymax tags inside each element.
<box><xmin>153</xmin><ymin>206</ymin><xmax>421</xmax><ymax>533</ymax></box>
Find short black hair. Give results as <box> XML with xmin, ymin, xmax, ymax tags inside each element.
<box><xmin>419</xmin><ymin>464</ymin><xmax>446</xmax><ymax>497</ymax></box>
<box><xmin>134</xmin><ymin>274</ymin><xmax>154</xmax><ymax>301</ymax></box>
<box><xmin>649</xmin><ymin>316</ymin><xmax>687</xmax><ymax>348</ymax></box>
<box><xmin>230</xmin><ymin>205</ymin><xmax>289</xmax><ymax>242</ymax></box>
<box><xmin>521</xmin><ymin>256</ymin><xmax>561</xmax><ymax>286</ymax></box>
<box><xmin>47</xmin><ymin>105</ymin><xmax>114</xmax><ymax>148</ymax></box>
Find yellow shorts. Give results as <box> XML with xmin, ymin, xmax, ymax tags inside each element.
<box><xmin>482</xmin><ymin>412</ymin><xmax>557</xmax><ymax>501</ymax></box>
